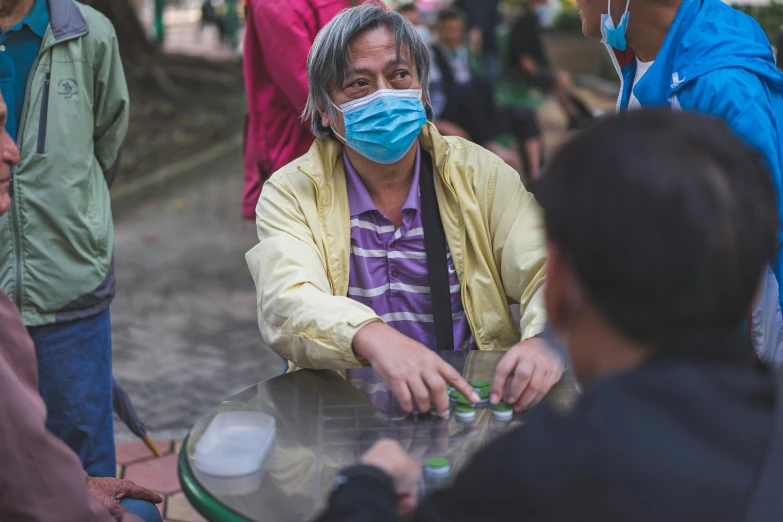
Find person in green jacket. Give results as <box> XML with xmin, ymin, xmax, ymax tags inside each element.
<box><xmin>0</xmin><ymin>0</ymin><xmax>129</xmax><ymax>477</ymax></box>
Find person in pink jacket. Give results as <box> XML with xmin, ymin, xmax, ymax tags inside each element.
<box><xmin>242</xmin><ymin>0</ymin><xmax>360</xmax><ymax>220</ymax></box>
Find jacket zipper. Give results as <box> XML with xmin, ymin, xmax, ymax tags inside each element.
<box><xmin>36</xmin><ymin>73</ymin><xmax>51</xmax><ymax>154</ymax></box>
<box><xmin>606</xmin><ymin>44</ymin><xmax>625</xmax><ymax>114</ymax></box>
<box><xmin>9</xmin><ymin>166</ymin><xmax>21</xmax><ymax>307</ymax></box>
<box><xmin>10</xmin><ymin>27</ymin><xmax>88</xmax><ymax>312</ymax></box>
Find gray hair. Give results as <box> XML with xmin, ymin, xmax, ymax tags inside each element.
<box><xmin>304</xmin><ymin>4</ymin><xmax>433</xmax><ymax>140</ymax></box>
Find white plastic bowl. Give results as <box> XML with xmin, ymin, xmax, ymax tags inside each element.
<box><xmin>194</xmin><ymin>411</ymin><xmax>276</xmax><ymax>477</ymax></box>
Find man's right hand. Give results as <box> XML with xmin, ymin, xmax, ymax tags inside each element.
<box><xmin>86</xmin><ymin>477</ymin><xmax>162</xmax><ymax>518</ymax></box>
<box><xmin>353</xmin><ymin>322</ymin><xmax>479</xmax><ymax>415</ymax></box>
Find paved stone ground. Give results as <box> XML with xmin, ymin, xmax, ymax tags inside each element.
<box><xmin>112</xmin><ymin>151</ymin><xmax>283</xmax><ymax>442</ymax></box>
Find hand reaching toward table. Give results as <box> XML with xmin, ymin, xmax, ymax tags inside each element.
<box><xmin>353</xmin><ymin>322</ymin><xmax>479</xmax><ymax>415</ymax></box>
<box><xmin>491</xmin><ymin>337</ymin><xmax>564</xmax><ymax>412</ymax></box>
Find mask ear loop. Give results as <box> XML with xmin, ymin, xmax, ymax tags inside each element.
<box><xmin>606</xmin><ymin>0</ymin><xmax>631</xmax><ymax>25</ymax></box>
<box><xmin>328</xmin><ymin>98</ymin><xmax>348</xmax><ymax>144</ymax></box>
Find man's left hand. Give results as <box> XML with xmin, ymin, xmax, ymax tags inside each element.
<box><xmin>490</xmin><ymin>338</ymin><xmax>564</xmax><ymax>412</ymax></box>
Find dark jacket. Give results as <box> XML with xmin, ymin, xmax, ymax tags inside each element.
<box><xmin>316</xmin><ymin>348</ymin><xmax>781</xmax><ymax>522</ymax></box>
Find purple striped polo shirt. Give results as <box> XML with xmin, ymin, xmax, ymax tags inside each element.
<box><xmin>344</xmin><ymin>144</ymin><xmax>474</xmax><ymax>351</ymax></box>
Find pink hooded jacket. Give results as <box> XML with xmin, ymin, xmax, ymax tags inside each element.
<box><xmin>242</xmin><ymin>0</ymin><xmax>352</xmax><ymax>220</ymax></box>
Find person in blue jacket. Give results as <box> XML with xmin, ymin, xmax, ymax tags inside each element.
<box><xmin>575</xmin><ymin>0</ymin><xmax>783</xmax><ymax>363</ymax></box>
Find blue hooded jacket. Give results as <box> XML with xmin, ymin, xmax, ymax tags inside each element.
<box><xmin>609</xmin><ymin>0</ymin><xmax>783</xmax><ymax>306</ymax></box>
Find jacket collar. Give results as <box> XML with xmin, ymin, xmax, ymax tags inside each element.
<box><xmin>47</xmin><ymin>0</ymin><xmax>88</xmax><ymax>42</ymax></box>
<box><xmin>298</xmin><ymin>122</ymin><xmax>453</xmax><ymax>187</ymax></box>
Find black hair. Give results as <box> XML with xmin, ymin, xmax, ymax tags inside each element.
<box><xmin>536</xmin><ymin>111</ymin><xmax>779</xmax><ymax>359</ymax></box>
<box><xmin>437</xmin><ymin>7</ymin><xmax>467</xmax><ymax>25</ymax></box>
<box><xmin>397</xmin><ymin>3</ymin><xmax>419</xmax><ymax>14</ymax></box>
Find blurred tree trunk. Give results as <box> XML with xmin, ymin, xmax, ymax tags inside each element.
<box><xmin>78</xmin><ymin>0</ymin><xmax>156</xmax><ymax>68</ymax></box>
<box><xmin>78</xmin><ymin>0</ymin><xmax>181</xmax><ymax>104</ymax></box>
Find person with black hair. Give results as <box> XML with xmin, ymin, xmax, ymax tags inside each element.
<box><xmin>508</xmin><ymin>0</ymin><xmax>596</xmax><ymax>129</ymax></box>
<box><xmin>313</xmin><ymin>111</ymin><xmax>783</xmax><ymax>522</ymax></box>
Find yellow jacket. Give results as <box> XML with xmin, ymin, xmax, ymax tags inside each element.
<box><xmin>246</xmin><ymin>124</ymin><xmax>547</xmax><ymax>371</ymax></box>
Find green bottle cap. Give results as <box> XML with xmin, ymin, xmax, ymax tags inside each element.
<box><xmin>455</xmin><ymin>405</ymin><xmax>475</xmax><ymax>413</ymax></box>
<box><xmin>455</xmin><ymin>395</ymin><xmax>474</xmax><ymax>406</ymax></box>
<box><xmin>426</xmin><ymin>457</ymin><xmax>450</xmax><ymax>469</ymax></box>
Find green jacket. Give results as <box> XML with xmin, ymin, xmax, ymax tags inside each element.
<box><xmin>0</xmin><ymin>0</ymin><xmax>129</xmax><ymax>326</ymax></box>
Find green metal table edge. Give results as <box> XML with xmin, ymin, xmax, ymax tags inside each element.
<box><xmin>177</xmin><ymin>434</ymin><xmax>253</xmax><ymax>522</ymax></box>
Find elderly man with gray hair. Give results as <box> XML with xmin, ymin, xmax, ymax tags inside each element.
<box><xmin>246</xmin><ymin>4</ymin><xmax>562</xmax><ymax>414</ymax></box>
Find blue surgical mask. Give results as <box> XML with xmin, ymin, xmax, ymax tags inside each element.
<box><xmin>600</xmin><ymin>0</ymin><xmax>631</xmax><ymax>51</ymax></box>
<box><xmin>331</xmin><ymin>89</ymin><xmax>427</xmax><ymax>165</ymax></box>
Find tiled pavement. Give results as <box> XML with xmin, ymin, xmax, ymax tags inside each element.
<box><xmin>117</xmin><ymin>440</ymin><xmax>206</xmax><ymax>522</ymax></box>
<box><xmin>111</xmin><ymin>90</ymin><xmax>617</xmax><ymax>520</ymax></box>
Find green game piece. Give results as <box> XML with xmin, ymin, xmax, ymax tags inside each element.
<box><xmin>478</xmin><ymin>387</ymin><xmax>491</xmax><ymax>399</ymax></box>
<box><xmin>455</xmin><ymin>394</ymin><xmax>474</xmax><ymax>406</ymax></box>
<box><xmin>449</xmin><ymin>389</ymin><xmax>462</xmax><ymax>399</ymax></box>
<box><xmin>493</xmin><ymin>403</ymin><xmax>513</xmax><ymax>412</ymax></box>
<box><xmin>426</xmin><ymin>458</ymin><xmax>450</xmax><ymax>469</ymax></box>
<box><xmin>455</xmin><ymin>405</ymin><xmax>475</xmax><ymax>413</ymax></box>
<box><xmin>470</xmin><ymin>380</ymin><xmax>489</xmax><ymax>388</ymax></box>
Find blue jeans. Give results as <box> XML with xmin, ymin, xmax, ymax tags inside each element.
<box><xmin>28</xmin><ymin>309</ymin><xmax>116</xmax><ymax>477</ymax></box>
<box><xmin>120</xmin><ymin>499</ymin><xmax>163</xmax><ymax>522</ymax></box>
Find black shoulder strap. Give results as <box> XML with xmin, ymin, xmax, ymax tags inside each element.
<box><xmin>419</xmin><ymin>149</ymin><xmax>454</xmax><ymax>351</ymax></box>
<box><xmin>744</xmin><ymin>373</ymin><xmax>783</xmax><ymax>522</ymax></box>
<box><xmin>431</xmin><ymin>45</ymin><xmax>456</xmax><ymax>96</ymax></box>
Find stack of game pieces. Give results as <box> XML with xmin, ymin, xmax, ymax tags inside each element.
<box><xmin>492</xmin><ymin>403</ymin><xmax>513</xmax><ymax>422</ymax></box>
<box><xmin>470</xmin><ymin>380</ymin><xmax>491</xmax><ymax>408</ymax></box>
<box><xmin>425</xmin><ymin>457</ymin><xmax>451</xmax><ymax>478</ymax></box>
<box><xmin>430</xmin><ymin>405</ymin><xmax>451</xmax><ymax>420</ymax></box>
<box><xmin>455</xmin><ymin>405</ymin><xmax>476</xmax><ymax>422</ymax></box>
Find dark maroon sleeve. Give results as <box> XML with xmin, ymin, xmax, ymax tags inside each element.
<box><xmin>0</xmin><ymin>291</ymin><xmax>141</xmax><ymax>522</ymax></box>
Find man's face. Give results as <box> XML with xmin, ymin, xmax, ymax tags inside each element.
<box><xmin>438</xmin><ymin>18</ymin><xmax>465</xmax><ymax>50</ymax></box>
<box><xmin>0</xmin><ymin>95</ymin><xmax>19</xmax><ymax>217</ymax></box>
<box><xmin>401</xmin><ymin>9</ymin><xmax>421</xmax><ymax>26</ymax></box>
<box><xmin>321</xmin><ymin>27</ymin><xmax>422</xmax><ymax>136</ymax></box>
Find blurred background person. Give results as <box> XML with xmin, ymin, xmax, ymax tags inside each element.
<box><xmin>398</xmin><ymin>2</ymin><xmax>432</xmax><ymax>44</ymax></box>
<box><xmin>242</xmin><ymin>0</ymin><xmax>359</xmax><ymax>221</ymax></box>
<box><xmin>508</xmin><ymin>0</ymin><xmax>596</xmax><ymax>130</ymax></box>
<box><xmin>453</xmin><ymin>0</ymin><xmax>502</xmax><ymax>78</ymax></box>
<box><xmin>314</xmin><ymin>110</ymin><xmax>783</xmax><ymax>522</ymax></box>
<box><xmin>200</xmin><ymin>0</ymin><xmax>226</xmax><ymax>46</ymax></box>
<box><xmin>430</xmin><ymin>7</ymin><xmax>543</xmax><ymax>180</ymax></box>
